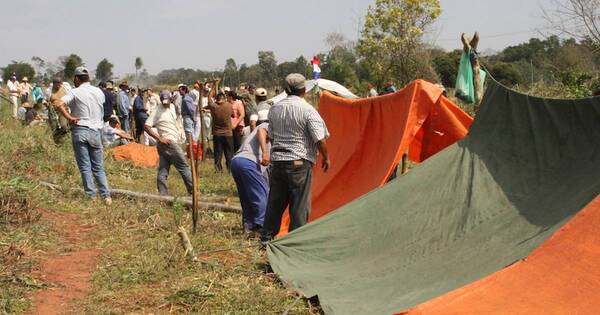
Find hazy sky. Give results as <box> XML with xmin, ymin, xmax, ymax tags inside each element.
<box><xmin>0</xmin><ymin>0</ymin><xmax>550</xmax><ymax>77</ymax></box>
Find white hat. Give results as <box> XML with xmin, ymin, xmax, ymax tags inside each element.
<box><xmin>255</xmin><ymin>88</ymin><xmax>268</xmax><ymax>97</ymax></box>
<box><xmin>74</xmin><ymin>66</ymin><xmax>89</xmax><ymax>76</ymax></box>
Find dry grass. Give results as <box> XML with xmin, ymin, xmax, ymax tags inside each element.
<box><xmin>0</xmin><ymin>99</ymin><xmax>316</xmax><ymax>314</ymax></box>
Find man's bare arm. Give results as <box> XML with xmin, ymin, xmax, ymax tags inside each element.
<box><xmin>257</xmin><ymin>128</ymin><xmax>270</xmax><ymax>166</ymax></box>
<box><xmin>144</xmin><ymin>124</ymin><xmax>171</xmax><ymax>145</ymax></box>
<box><xmin>317</xmin><ymin>140</ymin><xmax>330</xmax><ymax>172</ymax></box>
<box><xmin>54</xmin><ymin>100</ymin><xmax>79</xmax><ymax>124</ymax></box>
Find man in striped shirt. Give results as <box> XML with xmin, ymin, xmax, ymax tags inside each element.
<box><xmin>261</xmin><ymin>73</ymin><xmax>331</xmax><ymax>243</ymax></box>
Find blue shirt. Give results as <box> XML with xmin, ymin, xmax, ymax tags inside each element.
<box><xmin>132</xmin><ymin>95</ymin><xmax>148</xmax><ymax>120</ymax></box>
<box><xmin>181</xmin><ymin>94</ymin><xmax>196</xmax><ymax>118</ymax></box>
<box><xmin>117</xmin><ymin>90</ymin><xmax>130</xmax><ymax>117</ymax></box>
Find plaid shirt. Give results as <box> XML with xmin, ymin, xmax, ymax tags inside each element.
<box><xmin>268</xmin><ymin>95</ymin><xmax>329</xmax><ymax>163</ymax></box>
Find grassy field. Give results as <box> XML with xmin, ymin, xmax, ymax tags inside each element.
<box><xmin>0</xmin><ymin>98</ymin><xmax>315</xmax><ymax>314</ymax></box>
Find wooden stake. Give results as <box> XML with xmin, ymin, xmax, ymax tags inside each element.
<box><xmin>401</xmin><ymin>153</ymin><xmax>408</xmax><ymax>174</ymax></box>
<box><xmin>186</xmin><ymin>133</ymin><xmax>199</xmax><ymax>233</ymax></box>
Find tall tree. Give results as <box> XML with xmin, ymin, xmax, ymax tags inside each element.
<box><xmin>357</xmin><ymin>0</ymin><xmax>441</xmax><ymax>87</ymax></box>
<box><xmin>258</xmin><ymin>51</ymin><xmax>277</xmax><ymax>88</ymax></box>
<box><xmin>223</xmin><ymin>58</ymin><xmax>239</xmax><ymax>87</ymax></box>
<box><xmin>135</xmin><ymin>57</ymin><xmax>143</xmax><ymax>78</ymax></box>
<box><xmin>96</xmin><ymin>58</ymin><xmax>114</xmax><ymax>82</ymax></box>
<box><xmin>61</xmin><ymin>54</ymin><xmax>83</xmax><ymax>79</ymax></box>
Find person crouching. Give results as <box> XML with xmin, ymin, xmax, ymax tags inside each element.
<box><xmin>230</xmin><ymin>109</ymin><xmax>270</xmax><ymax>235</ymax></box>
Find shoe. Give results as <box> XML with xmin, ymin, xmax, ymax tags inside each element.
<box><xmin>104</xmin><ymin>197</ymin><xmax>113</xmax><ymax>206</ymax></box>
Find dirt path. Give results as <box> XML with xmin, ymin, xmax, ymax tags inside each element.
<box><xmin>26</xmin><ymin>210</ymin><xmax>101</xmax><ymax>315</ymax></box>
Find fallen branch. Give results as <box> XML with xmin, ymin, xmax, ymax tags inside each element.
<box><xmin>39</xmin><ymin>181</ymin><xmax>241</xmax><ymax>213</ymax></box>
<box><xmin>177</xmin><ymin>226</ymin><xmax>198</xmax><ymax>262</ymax></box>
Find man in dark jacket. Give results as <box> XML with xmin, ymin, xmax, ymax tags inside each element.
<box><xmin>99</xmin><ymin>81</ymin><xmax>114</xmax><ymax>122</ymax></box>
<box><xmin>132</xmin><ymin>88</ymin><xmax>148</xmax><ymax>142</ymax></box>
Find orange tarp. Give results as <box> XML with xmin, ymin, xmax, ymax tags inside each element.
<box><xmin>112</xmin><ymin>143</ymin><xmax>159</xmax><ymax>168</ymax></box>
<box><xmin>278</xmin><ymin>80</ymin><xmax>473</xmax><ymax>235</ymax></box>
<box><xmin>402</xmin><ymin>195</ymin><xmax>600</xmax><ymax>315</ymax></box>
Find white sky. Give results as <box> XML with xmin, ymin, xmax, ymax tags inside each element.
<box><xmin>0</xmin><ymin>0</ymin><xmax>551</xmax><ymax>76</ymax></box>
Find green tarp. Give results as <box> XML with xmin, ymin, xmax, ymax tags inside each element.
<box><xmin>267</xmin><ymin>79</ymin><xmax>600</xmax><ymax>315</ymax></box>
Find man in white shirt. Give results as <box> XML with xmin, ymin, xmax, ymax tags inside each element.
<box><xmin>144</xmin><ymin>90</ymin><xmax>193</xmax><ymax>196</ymax></box>
<box><xmin>6</xmin><ymin>75</ymin><xmax>20</xmax><ymax>118</ymax></box>
<box><xmin>54</xmin><ymin>67</ymin><xmax>112</xmax><ymax>205</ymax></box>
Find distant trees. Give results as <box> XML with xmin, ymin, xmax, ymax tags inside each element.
<box><xmin>258</xmin><ymin>51</ymin><xmax>278</xmax><ymax>88</ymax></box>
<box><xmin>61</xmin><ymin>54</ymin><xmax>83</xmax><ymax>79</ymax></box>
<box><xmin>96</xmin><ymin>59</ymin><xmax>114</xmax><ymax>82</ymax></box>
<box><xmin>223</xmin><ymin>58</ymin><xmax>239</xmax><ymax>88</ymax></box>
<box><xmin>357</xmin><ymin>0</ymin><xmax>442</xmax><ymax>88</ymax></box>
<box><xmin>135</xmin><ymin>57</ymin><xmax>143</xmax><ymax>78</ymax></box>
<box><xmin>2</xmin><ymin>62</ymin><xmax>35</xmax><ymax>82</ymax></box>
<box><xmin>543</xmin><ymin>0</ymin><xmax>600</xmax><ymax>45</ymax></box>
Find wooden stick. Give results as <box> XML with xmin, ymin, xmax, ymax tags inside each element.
<box><xmin>186</xmin><ymin>133</ymin><xmax>200</xmax><ymax>233</ymax></box>
<box><xmin>38</xmin><ymin>181</ymin><xmax>241</xmax><ymax>213</ymax></box>
<box><xmin>401</xmin><ymin>153</ymin><xmax>408</xmax><ymax>174</ymax></box>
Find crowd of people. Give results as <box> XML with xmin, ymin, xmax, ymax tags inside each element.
<box><xmin>1</xmin><ymin>68</ymin><xmax>332</xmax><ymax>243</ymax></box>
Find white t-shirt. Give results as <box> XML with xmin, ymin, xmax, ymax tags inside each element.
<box><xmin>145</xmin><ymin>104</ymin><xmax>182</xmax><ymax>143</ymax></box>
<box><xmin>60</xmin><ymin>82</ymin><xmax>105</xmax><ymax>130</ymax></box>
<box><xmin>102</xmin><ymin>122</ymin><xmax>121</xmax><ymax>146</ymax></box>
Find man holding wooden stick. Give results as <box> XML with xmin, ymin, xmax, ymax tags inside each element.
<box><xmin>144</xmin><ymin>90</ymin><xmax>194</xmax><ymax>196</ymax></box>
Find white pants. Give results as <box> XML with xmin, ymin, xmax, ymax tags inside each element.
<box><xmin>10</xmin><ymin>95</ymin><xmax>18</xmax><ymax>118</ymax></box>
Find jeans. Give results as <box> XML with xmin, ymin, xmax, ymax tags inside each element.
<box><xmin>71</xmin><ymin>126</ymin><xmax>111</xmax><ymax>198</ymax></box>
<box><xmin>182</xmin><ymin>116</ymin><xmax>196</xmax><ymax>140</ymax></box>
<box><xmin>261</xmin><ymin>160</ymin><xmax>313</xmax><ymax>241</ymax></box>
<box><xmin>156</xmin><ymin>142</ymin><xmax>194</xmax><ymax>196</ymax></box>
<box><xmin>213</xmin><ymin>135</ymin><xmax>234</xmax><ymax>172</ymax></box>
<box><xmin>232</xmin><ymin>127</ymin><xmax>243</xmax><ymax>152</ymax></box>
<box><xmin>119</xmin><ymin>116</ymin><xmax>130</xmax><ymax>132</ymax></box>
<box><xmin>231</xmin><ymin>158</ymin><xmax>268</xmax><ymax>230</ymax></box>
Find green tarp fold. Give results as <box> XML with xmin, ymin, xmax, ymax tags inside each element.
<box><xmin>267</xmin><ymin>79</ymin><xmax>600</xmax><ymax>315</ymax></box>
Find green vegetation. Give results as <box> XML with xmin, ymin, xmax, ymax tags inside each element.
<box><xmin>0</xmin><ymin>100</ymin><xmax>315</xmax><ymax>314</ymax></box>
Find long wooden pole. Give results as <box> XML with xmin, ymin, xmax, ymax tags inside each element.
<box><xmin>186</xmin><ymin>133</ymin><xmax>199</xmax><ymax>233</ymax></box>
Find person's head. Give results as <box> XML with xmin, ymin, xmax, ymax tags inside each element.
<box><xmin>99</xmin><ymin>81</ymin><xmax>107</xmax><ymax>89</ymax></box>
<box><xmin>248</xmin><ymin>84</ymin><xmax>256</xmax><ymax>94</ymax></box>
<box><xmin>178</xmin><ymin>84</ymin><xmax>188</xmax><ymax>95</ymax></box>
<box><xmin>73</xmin><ymin>67</ymin><xmax>90</xmax><ymax>88</ymax></box>
<box><xmin>159</xmin><ymin>90</ymin><xmax>172</xmax><ymax>107</ymax></box>
<box><xmin>216</xmin><ymin>92</ymin><xmax>226</xmax><ymax>104</ymax></box>
<box><xmin>226</xmin><ymin>90</ymin><xmax>237</xmax><ymax>102</ymax></box>
<box><xmin>384</xmin><ymin>80</ymin><xmax>394</xmax><ymax>88</ymax></box>
<box><xmin>130</xmin><ymin>88</ymin><xmax>137</xmax><ymax>95</ymax></box>
<box><xmin>106</xmin><ymin>80</ymin><xmax>114</xmax><ymax>90</ymax></box>
<box><xmin>255</xmin><ymin>88</ymin><xmax>268</xmax><ymax>102</ymax></box>
<box><xmin>284</xmin><ymin>73</ymin><xmax>306</xmax><ymax>97</ymax></box>
<box><xmin>22</xmin><ymin>77</ymin><xmax>29</xmax><ymax>83</ymax></box>
<box><xmin>238</xmin><ymin>83</ymin><xmax>247</xmax><ymax>92</ymax></box>
<box><xmin>108</xmin><ymin>117</ymin><xmax>121</xmax><ymax>129</ymax></box>
<box><xmin>9</xmin><ymin>75</ymin><xmax>16</xmax><ymax>82</ymax></box>
<box><xmin>367</xmin><ymin>83</ymin><xmax>375</xmax><ymax>90</ymax></box>
<box><xmin>52</xmin><ymin>77</ymin><xmax>63</xmax><ymax>92</ymax></box>
<box><xmin>119</xmin><ymin>81</ymin><xmax>128</xmax><ymax>91</ymax></box>
<box><xmin>193</xmin><ymin>81</ymin><xmax>201</xmax><ymax>90</ymax></box>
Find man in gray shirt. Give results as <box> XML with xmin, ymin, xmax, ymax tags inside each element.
<box><xmin>55</xmin><ymin>67</ymin><xmax>112</xmax><ymax>205</ymax></box>
<box><xmin>260</xmin><ymin>73</ymin><xmax>331</xmax><ymax>243</ymax></box>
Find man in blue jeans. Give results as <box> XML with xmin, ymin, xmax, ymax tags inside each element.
<box><xmin>55</xmin><ymin>66</ymin><xmax>112</xmax><ymax>205</ymax></box>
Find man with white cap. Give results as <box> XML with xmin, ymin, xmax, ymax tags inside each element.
<box><xmin>249</xmin><ymin>87</ymin><xmax>270</xmax><ymax>132</ymax></box>
<box><xmin>144</xmin><ymin>90</ymin><xmax>194</xmax><ymax>196</ymax></box>
<box><xmin>54</xmin><ymin>66</ymin><xmax>112</xmax><ymax>204</ymax></box>
<box><xmin>260</xmin><ymin>73</ymin><xmax>331</xmax><ymax>243</ymax></box>
<box><xmin>6</xmin><ymin>75</ymin><xmax>20</xmax><ymax>118</ymax></box>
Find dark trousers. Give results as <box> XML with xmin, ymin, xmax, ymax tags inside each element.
<box><xmin>261</xmin><ymin>160</ymin><xmax>312</xmax><ymax>241</ymax></box>
<box><xmin>156</xmin><ymin>142</ymin><xmax>194</xmax><ymax>196</ymax></box>
<box><xmin>213</xmin><ymin>135</ymin><xmax>234</xmax><ymax>172</ymax></box>
<box><xmin>232</xmin><ymin>128</ymin><xmax>243</xmax><ymax>152</ymax></box>
<box><xmin>135</xmin><ymin>117</ymin><xmax>147</xmax><ymax>142</ymax></box>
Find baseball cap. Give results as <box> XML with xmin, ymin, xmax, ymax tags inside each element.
<box><xmin>22</xmin><ymin>77</ymin><xmax>29</xmax><ymax>82</ymax></box>
<box><xmin>74</xmin><ymin>66</ymin><xmax>89</xmax><ymax>76</ymax></box>
<box><xmin>255</xmin><ymin>88</ymin><xmax>268</xmax><ymax>97</ymax></box>
<box><xmin>285</xmin><ymin>73</ymin><xmax>306</xmax><ymax>90</ymax></box>
<box><xmin>160</xmin><ymin>90</ymin><xmax>172</xmax><ymax>104</ymax></box>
